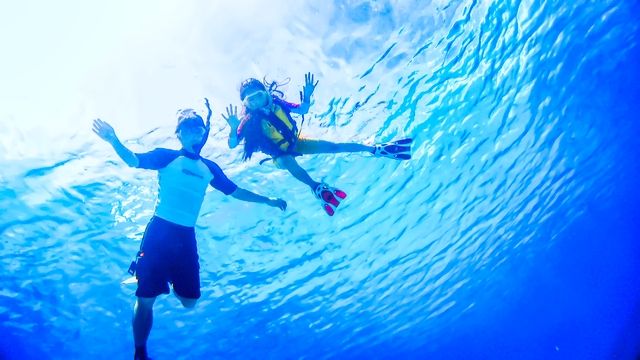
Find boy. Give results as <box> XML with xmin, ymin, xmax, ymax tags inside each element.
<box><xmin>92</xmin><ymin>109</ymin><xmax>286</xmax><ymax>360</ymax></box>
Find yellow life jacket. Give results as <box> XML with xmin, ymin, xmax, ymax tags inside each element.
<box><xmin>260</xmin><ymin>104</ymin><xmax>299</xmax><ymax>152</ymax></box>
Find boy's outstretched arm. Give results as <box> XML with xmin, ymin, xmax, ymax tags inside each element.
<box><xmin>92</xmin><ymin>119</ymin><xmax>139</xmax><ymax>167</ymax></box>
<box><xmin>230</xmin><ymin>188</ymin><xmax>287</xmax><ymax>211</ymax></box>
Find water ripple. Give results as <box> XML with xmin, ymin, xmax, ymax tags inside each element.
<box><xmin>1</xmin><ymin>0</ymin><xmax>639</xmax><ymax>358</ymax></box>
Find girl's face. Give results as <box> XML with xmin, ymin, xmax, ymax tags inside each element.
<box><xmin>243</xmin><ymin>90</ymin><xmax>270</xmax><ymax>110</ymax></box>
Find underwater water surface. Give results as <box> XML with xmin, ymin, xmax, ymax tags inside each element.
<box><xmin>1</xmin><ymin>0</ymin><xmax>640</xmax><ymax>359</ymax></box>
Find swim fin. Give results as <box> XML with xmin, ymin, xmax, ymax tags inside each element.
<box><xmin>372</xmin><ymin>138</ymin><xmax>412</xmax><ymax>160</ymax></box>
<box><xmin>314</xmin><ymin>183</ymin><xmax>347</xmax><ymax>216</ymax></box>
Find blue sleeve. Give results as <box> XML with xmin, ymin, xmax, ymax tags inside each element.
<box><xmin>135</xmin><ymin>148</ymin><xmax>180</xmax><ymax>170</ymax></box>
<box><xmin>202</xmin><ymin>159</ymin><xmax>239</xmax><ymax>195</ymax></box>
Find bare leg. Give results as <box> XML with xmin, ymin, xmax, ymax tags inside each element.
<box><xmin>275</xmin><ymin>155</ymin><xmax>320</xmax><ymax>190</ymax></box>
<box><xmin>276</xmin><ymin>153</ymin><xmax>347</xmax><ymax>215</ymax></box>
<box><xmin>133</xmin><ymin>296</ymin><xmax>156</xmax><ymax>357</ymax></box>
<box><xmin>175</xmin><ymin>291</ymin><xmax>198</xmax><ymax>309</ymax></box>
<box><xmin>297</xmin><ymin>139</ymin><xmax>374</xmax><ymax>155</ymax></box>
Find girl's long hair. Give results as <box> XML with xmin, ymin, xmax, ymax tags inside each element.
<box><xmin>238</xmin><ymin>77</ymin><xmax>290</xmax><ymax>161</ymax></box>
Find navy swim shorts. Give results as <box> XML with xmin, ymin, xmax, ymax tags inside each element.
<box><xmin>135</xmin><ymin>216</ymin><xmax>201</xmax><ymax>299</ymax></box>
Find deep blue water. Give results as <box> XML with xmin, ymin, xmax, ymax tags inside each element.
<box><xmin>1</xmin><ymin>0</ymin><xmax>640</xmax><ymax>359</ymax></box>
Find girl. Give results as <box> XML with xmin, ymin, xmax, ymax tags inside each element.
<box><xmin>222</xmin><ymin>73</ymin><xmax>412</xmax><ymax>216</ymax></box>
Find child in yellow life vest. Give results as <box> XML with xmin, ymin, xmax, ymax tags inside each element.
<box><xmin>222</xmin><ymin>73</ymin><xmax>412</xmax><ymax>216</ymax></box>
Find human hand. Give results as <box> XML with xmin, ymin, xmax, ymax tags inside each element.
<box><xmin>92</xmin><ymin>119</ymin><xmax>118</xmax><ymax>144</ymax></box>
<box><xmin>221</xmin><ymin>104</ymin><xmax>240</xmax><ymax>130</ymax></box>
<box><xmin>300</xmin><ymin>72</ymin><xmax>318</xmax><ymax>102</ymax></box>
<box><xmin>204</xmin><ymin>98</ymin><xmax>212</xmax><ymax>127</ymax></box>
<box><xmin>269</xmin><ymin>197</ymin><xmax>287</xmax><ymax>211</ymax></box>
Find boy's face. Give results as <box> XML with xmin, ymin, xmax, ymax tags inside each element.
<box><xmin>177</xmin><ymin>124</ymin><xmax>205</xmax><ymax>150</ymax></box>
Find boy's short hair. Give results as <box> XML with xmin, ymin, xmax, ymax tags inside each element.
<box><xmin>176</xmin><ymin>108</ymin><xmax>205</xmax><ymax>132</ymax></box>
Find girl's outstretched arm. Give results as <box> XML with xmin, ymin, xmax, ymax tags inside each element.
<box><xmin>222</xmin><ymin>104</ymin><xmax>241</xmax><ymax>148</ymax></box>
<box><xmin>290</xmin><ymin>72</ymin><xmax>318</xmax><ymax>115</ymax></box>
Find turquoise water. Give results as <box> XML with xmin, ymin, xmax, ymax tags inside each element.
<box><xmin>1</xmin><ymin>0</ymin><xmax>640</xmax><ymax>359</ymax></box>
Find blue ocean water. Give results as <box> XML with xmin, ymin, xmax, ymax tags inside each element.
<box><xmin>1</xmin><ymin>0</ymin><xmax>640</xmax><ymax>359</ymax></box>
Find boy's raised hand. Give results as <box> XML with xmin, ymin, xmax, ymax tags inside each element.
<box><xmin>204</xmin><ymin>98</ymin><xmax>212</xmax><ymax>128</ymax></box>
<box><xmin>92</xmin><ymin>119</ymin><xmax>118</xmax><ymax>144</ymax></box>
